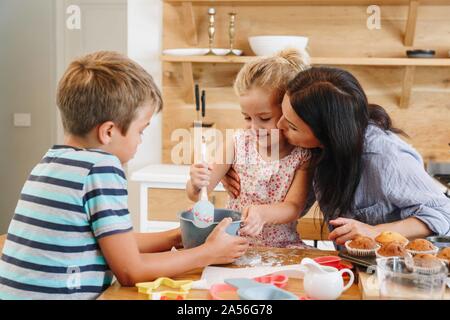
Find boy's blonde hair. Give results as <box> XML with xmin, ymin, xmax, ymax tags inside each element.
<box><xmin>234</xmin><ymin>48</ymin><xmax>310</xmax><ymax>102</ymax></box>
<box><xmin>57</xmin><ymin>51</ymin><xmax>162</xmax><ymax>136</ymax></box>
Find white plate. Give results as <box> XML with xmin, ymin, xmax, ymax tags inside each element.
<box><xmin>163</xmin><ymin>48</ymin><xmax>209</xmax><ymax>56</ymax></box>
<box><xmin>163</xmin><ymin>48</ymin><xmax>243</xmax><ymax>56</ymax></box>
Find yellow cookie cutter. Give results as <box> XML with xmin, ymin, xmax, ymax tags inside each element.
<box><xmin>136</xmin><ymin>277</ymin><xmax>193</xmax><ymax>300</ymax></box>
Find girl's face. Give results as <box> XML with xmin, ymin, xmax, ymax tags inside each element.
<box><xmin>277</xmin><ymin>93</ymin><xmax>322</xmax><ymax>149</ymax></box>
<box><xmin>239</xmin><ymin>87</ymin><xmax>284</xmax><ymax>148</ymax></box>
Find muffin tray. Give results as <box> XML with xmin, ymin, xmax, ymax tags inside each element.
<box><xmin>338</xmin><ymin>251</ymin><xmax>376</xmax><ymax>269</ymax></box>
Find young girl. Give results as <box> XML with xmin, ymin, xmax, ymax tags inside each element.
<box><xmin>187</xmin><ymin>49</ymin><xmax>312</xmax><ymax>248</ymax></box>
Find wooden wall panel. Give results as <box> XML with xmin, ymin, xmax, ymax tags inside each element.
<box><xmin>162</xmin><ymin>3</ymin><xmax>450</xmax><ymax>164</ymax></box>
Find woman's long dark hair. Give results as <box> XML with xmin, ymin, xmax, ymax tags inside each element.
<box><xmin>287</xmin><ymin>67</ymin><xmax>406</xmax><ymax>223</ymax></box>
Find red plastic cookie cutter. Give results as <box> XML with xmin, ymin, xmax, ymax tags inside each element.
<box><xmin>313</xmin><ymin>256</ymin><xmax>353</xmax><ymax>280</ymax></box>
<box><xmin>253</xmin><ymin>274</ymin><xmax>288</xmax><ymax>288</ymax></box>
<box><xmin>209</xmin><ymin>273</ymin><xmax>288</xmax><ymax>300</ymax></box>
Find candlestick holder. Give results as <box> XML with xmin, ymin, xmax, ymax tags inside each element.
<box><xmin>207</xmin><ymin>8</ymin><xmax>216</xmax><ymax>55</ymax></box>
<box><xmin>226</xmin><ymin>12</ymin><xmax>237</xmax><ymax>56</ymax></box>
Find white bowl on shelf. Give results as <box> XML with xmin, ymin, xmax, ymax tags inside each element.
<box><xmin>248</xmin><ymin>35</ymin><xmax>309</xmax><ymax>56</ymax></box>
<box><xmin>163</xmin><ymin>48</ymin><xmax>243</xmax><ymax>56</ymax></box>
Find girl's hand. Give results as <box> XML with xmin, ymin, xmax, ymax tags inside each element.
<box><xmin>240</xmin><ymin>206</ymin><xmax>266</xmax><ymax>237</ymax></box>
<box><xmin>328</xmin><ymin>217</ymin><xmax>378</xmax><ymax>245</ymax></box>
<box><xmin>189</xmin><ymin>163</ymin><xmax>212</xmax><ymax>192</ymax></box>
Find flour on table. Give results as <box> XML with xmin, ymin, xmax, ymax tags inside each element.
<box><xmin>233</xmin><ymin>250</ymin><xmax>283</xmax><ymax>267</ymax></box>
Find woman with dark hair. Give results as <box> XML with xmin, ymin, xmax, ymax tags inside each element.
<box><xmin>222</xmin><ymin>67</ymin><xmax>450</xmax><ymax>245</ymax></box>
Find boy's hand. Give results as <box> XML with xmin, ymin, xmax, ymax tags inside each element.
<box><xmin>170</xmin><ymin>228</ymin><xmax>183</xmax><ymax>249</ymax></box>
<box><xmin>240</xmin><ymin>206</ymin><xmax>265</xmax><ymax>237</ymax></box>
<box><xmin>204</xmin><ymin>218</ymin><xmax>248</xmax><ymax>264</ymax></box>
<box><xmin>190</xmin><ymin>163</ymin><xmax>212</xmax><ymax>192</ymax></box>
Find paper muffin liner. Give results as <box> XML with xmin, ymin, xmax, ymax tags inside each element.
<box><xmin>375</xmin><ymin>247</ymin><xmax>408</xmax><ymax>259</ymax></box>
<box><xmin>437</xmin><ymin>258</ymin><xmax>449</xmax><ymax>268</ymax></box>
<box><xmin>345</xmin><ymin>240</ymin><xmax>379</xmax><ymax>256</ymax></box>
<box><xmin>411</xmin><ymin>261</ymin><xmax>448</xmax><ymax>275</ymax></box>
<box><xmin>406</xmin><ymin>246</ymin><xmax>439</xmax><ymax>256</ymax></box>
<box><xmin>401</xmin><ymin>253</ymin><xmax>448</xmax><ymax>275</ymax></box>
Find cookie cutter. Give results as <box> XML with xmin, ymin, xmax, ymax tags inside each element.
<box><xmin>136</xmin><ymin>277</ymin><xmax>193</xmax><ymax>300</ymax></box>
<box><xmin>209</xmin><ymin>273</ymin><xmax>288</xmax><ymax>300</ymax></box>
<box><xmin>253</xmin><ymin>273</ymin><xmax>288</xmax><ymax>288</ymax></box>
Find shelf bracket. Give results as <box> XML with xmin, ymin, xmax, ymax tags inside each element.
<box><xmin>404</xmin><ymin>0</ymin><xmax>419</xmax><ymax>46</ymax></box>
<box><xmin>181</xmin><ymin>2</ymin><xmax>198</xmax><ymax>46</ymax></box>
<box><xmin>182</xmin><ymin>62</ymin><xmax>195</xmax><ymax>104</ymax></box>
<box><xmin>399</xmin><ymin>66</ymin><xmax>415</xmax><ymax>109</ymax></box>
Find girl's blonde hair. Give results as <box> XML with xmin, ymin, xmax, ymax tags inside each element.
<box><xmin>234</xmin><ymin>48</ymin><xmax>311</xmax><ymax>102</ymax></box>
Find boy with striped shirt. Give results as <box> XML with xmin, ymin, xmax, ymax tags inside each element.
<box><xmin>0</xmin><ymin>51</ymin><xmax>248</xmax><ymax>299</ymax></box>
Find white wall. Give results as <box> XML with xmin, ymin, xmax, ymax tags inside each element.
<box><xmin>127</xmin><ymin>0</ymin><xmax>162</xmax><ymax>167</ymax></box>
<box><xmin>127</xmin><ymin>0</ymin><xmax>163</xmax><ymax>229</ymax></box>
<box><xmin>0</xmin><ymin>0</ymin><xmax>57</xmax><ymax>233</ymax></box>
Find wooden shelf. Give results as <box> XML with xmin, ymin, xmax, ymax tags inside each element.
<box><xmin>162</xmin><ymin>55</ymin><xmax>450</xmax><ymax>109</ymax></box>
<box><xmin>162</xmin><ymin>55</ymin><xmax>450</xmax><ymax>66</ymax></box>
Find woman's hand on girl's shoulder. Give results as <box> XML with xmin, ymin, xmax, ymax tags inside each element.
<box><xmin>221</xmin><ymin>167</ymin><xmax>241</xmax><ymax>198</ymax></box>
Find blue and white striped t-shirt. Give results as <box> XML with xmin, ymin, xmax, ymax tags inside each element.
<box><xmin>0</xmin><ymin>145</ymin><xmax>133</xmax><ymax>300</ymax></box>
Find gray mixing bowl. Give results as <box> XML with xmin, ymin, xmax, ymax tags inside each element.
<box><xmin>179</xmin><ymin>209</ymin><xmax>242</xmax><ymax>249</ymax></box>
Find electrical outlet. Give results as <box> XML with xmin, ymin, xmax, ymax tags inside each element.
<box><xmin>13</xmin><ymin>113</ymin><xmax>31</xmax><ymax>127</ymax></box>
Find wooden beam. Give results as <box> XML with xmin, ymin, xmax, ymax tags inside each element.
<box><xmin>182</xmin><ymin>62</ymin><xmax>195</xmax><ymax>104</ymax></box>
<box><xmin>400</xmin><ymin>66</ymin><xmax>416</xmax><ymax>109</ymax></box>
<box><xmin>404</xmin><ymin>0</ymin><xmax>420</xmax><ymax>46</ymax></box>
<box><xmin>181</xmin><ymin>2</ymin><xmax>198</xmax><ymax>46</ymax></box>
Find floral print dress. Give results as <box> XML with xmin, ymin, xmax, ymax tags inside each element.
<box><xmin>227</xmin><ymin>130</ymin><xmax>311</xmax><ymax>248</ymax></box>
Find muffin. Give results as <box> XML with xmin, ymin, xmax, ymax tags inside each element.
<box><xmin>376</xmin><ymin>241</ymin><xmax>407</xmax><ymax>258</ymax></box>
<box><xmin>375</xmin><ymin>231</ymin><xmax>408</xmax><ymax>246</ymax></box>
<box><xmin>412</xmin><ymin>253</ymin><xmax>446</xmax><ymax>274</ymax></box>
<box><xmin>437</xmin><ymin>247</ymin><xmax>450</xmax><ymax>265</ymax></box>
<box><xmin>405</xmin><ymin>239</ymin><xmax>438</xmax><ymax>256</ymax></box>
<box><xmin>345</xmin><ymin>236</ymin><xmax>379</xmax><ymax>256</ymax></box>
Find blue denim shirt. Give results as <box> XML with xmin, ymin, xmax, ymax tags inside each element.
<box><xmin>317</xmin><ymin>124</ymin><xmax>450</xmax><ymax>236</ymax></box>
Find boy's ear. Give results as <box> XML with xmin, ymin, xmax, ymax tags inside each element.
<box><xmin>97</xmin><ymin>121</ymin><xmax>116</xmax><ymax>145</ymax></box>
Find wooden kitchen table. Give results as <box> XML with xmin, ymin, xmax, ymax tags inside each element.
<box><xmin>97</xmin><ymin>247</ymin><xmax>361</xmax><ymax>300</ymax></box>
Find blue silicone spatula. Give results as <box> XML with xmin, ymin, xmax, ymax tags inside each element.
<box><xmin>225</xmin><ymin>278</ymin><xmax>298</xmax><ymax>300</ymax></box>
<box><xmin>192</xmin><ymin>138</ymin><xmax>214</xmax><ymax>228</ymax></box>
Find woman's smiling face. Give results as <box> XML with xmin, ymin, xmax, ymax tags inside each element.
<box><xmin>277</xmin><ymin>93</ymin><xmax>322</xmax><ymax>149</ymax></box>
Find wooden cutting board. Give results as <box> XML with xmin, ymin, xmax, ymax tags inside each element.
<box><xmin>358</xmin><ymin>272</ymin><xmax>450</xmax><ymax>300</ymax></box>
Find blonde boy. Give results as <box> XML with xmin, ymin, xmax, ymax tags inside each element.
<box><xmin>0</xmin><ymin>51</ymin><xmax>248</xmax><ymax>300</ymax></box>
